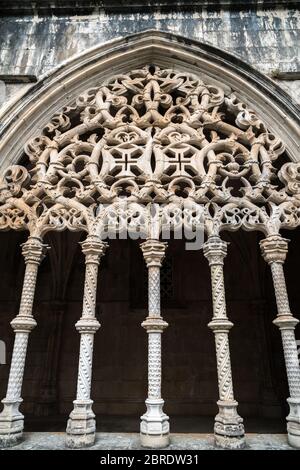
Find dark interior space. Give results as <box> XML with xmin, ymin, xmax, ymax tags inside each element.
<box><xmin>0</xmin><ymin>227</ymin><xmax>299</xmax><ymax>433</ymax></box>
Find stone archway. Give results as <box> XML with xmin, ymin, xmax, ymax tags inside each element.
<box><xmin>0</xmin><ymin>32</ymin><xmax>300</xmax><ymax>450</ymax></box>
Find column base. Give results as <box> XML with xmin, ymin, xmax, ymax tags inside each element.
<box><xmin>214</xmin><ymin>400</ymin><xmax>245</xmax><ymax>449</ymax></box>
<box><xmin>287</xmin><ymin>397</ymin><xmax>300</xmax><ymax>449</ymax></box>
<box><xmin>140</xmin><ymin>398</ymin><xmax>170</xmax><ymax>449</ymax></box>
<box><xmin>0</xmin><ymin>399</ymin><xmax>24</xmax><ymax>448</ymax></box>
<box><xmin>140</xmin><ymin>433</ymin><xmax>170</xmax><ymax>449</ymax></box>
<box><xmin>66</xmin><ymin>399</ymin><xmax>96</xmax><ymax>449</ymax></box>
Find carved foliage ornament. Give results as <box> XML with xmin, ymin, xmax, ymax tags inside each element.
<box><xmin>0</xmin><ymin>65</ymin><xmax>300</xmax><ymax>236</ymax></box>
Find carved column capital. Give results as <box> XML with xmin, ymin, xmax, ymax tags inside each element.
<box><xmin>203</xmin><ymin>236</ymin><xmax>228</xmax><ymax>266</ymax></box>
<box><xmin>21</xmin><ymin>236</ymin><xmax>49</xmax><ymax>265</ymax></box>
<box><xmin>140</xmin><ymin>239</ymin><xmax>167</xmax><ymax>267</ymax></box>
<box><xmin>80</xmin><ymin>236</ymin><xmax>107</xmax><ymax>264</ymax></box>
<box><xmin>260</xmin><ymin>235</ymin><xmax>289</xmax><ymax>264</ymax></box>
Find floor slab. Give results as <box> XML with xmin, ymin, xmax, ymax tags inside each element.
<box><xmin>1</xmin><ymin>432</ymin><xmax>295</xmax><ymax>450</ymax></box>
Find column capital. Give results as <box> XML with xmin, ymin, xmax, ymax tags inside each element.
<box><xmin>203</xmin><ymin>236</ymin><xmax>228</xmax><ymax>265</ymax></box>
<box><xmin>260</xmin><ymin>234</ymin><xmax>289</xmax><ymax>264</ymax></box>
<box><xmin>140</xmin><ymin>239</ymin><xmax>167</xmax><ymax>267</ymax></box>
<box><xmin>80</xmin><ymin>235</ymin><xmax>107</xmax><ymax>264</ymax></box>
<box><xmin>21</xmin><ymin>236</ymin><xmax>49</xmax><ymax>265</ymax></box>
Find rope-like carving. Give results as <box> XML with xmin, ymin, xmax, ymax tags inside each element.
<box><xmin>271</xmin><ymin>263</ymin><xmax>292</xmax><ymax>316</ymax></box>
<box><xmin>148</xmin><ymin>332</ymin><xmax>161</xmax><ymax>399</ymax></box>
<box><xmin>0</xmin><ymin>65</ymin><xmax>299</xmax><ymax>237</ymax></box>
<box><xmin>77</xmin><ymin>333</ymin><xmax>94</xmax><ymax>400</ymax></box>
<box><xmin>148</xmin><ymin>267</ymin><xmax>161</xmax><ymax>317</ymax></box>
<box><xmin>280</xmin><ymin>329</ymin><xmax>300</xmax><ymax>398</ymax></box>
<box><xmin>210</xmin><ymin>265</ymin><xmax>227</xmax><ymax>319</ymax></box>
<box><xmin>215</xmin><ymin>332</ymin><xmax>234</xmax><ymax>401</ymax></box>
<box><xmin>6</xmin><ymin>333</ymin><xmax>29</xmax><ymax>400</ymax></box>
<box><xmin>82</xmin><ymin>263</ymin><xmax>98</xmax><ymax>318</ymax></box>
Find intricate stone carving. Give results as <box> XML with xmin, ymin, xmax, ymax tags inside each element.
<box><xmin>5</xmin><ymin>333</ymin><xmax>29</xmax><ymax>402</ymax></box>
<box><xmin>203</xmin><ymin>235</ymin><xmax>245</xmax><ymax>449</ymax></box>
<box><xmin>1</xmin><ymin>64</ymin><xmax>300</xmax><ymax>450</ymax></box>
<box><xmin>0</xmin><ymin>65</ymin><xmax>298</xmax><ymax>238</ymax></box>
<box><xmin>260</xmin><ymin>234</ymin><xmax>300</xmax><ymax>449</ymax></box>
<box><xmin>77</xmin><ymin>334</ymin><xmax>94</xmax><ymax>401</ymax></box>
<box><xmin>66</xmin><ymin>235</ymin><xmax>107</xmax><ymax>449</ymax></box>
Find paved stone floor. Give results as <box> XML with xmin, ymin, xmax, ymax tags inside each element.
<box><xmin>1</xmin><ymin>433</ymin><xmax>295</xmax><ymax>450</ymax></box>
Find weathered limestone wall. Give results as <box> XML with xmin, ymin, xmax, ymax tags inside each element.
<box><xmin>0</xmin><ymin>2</ymin><xmax>299</xmax><ymax>108</ymax></box>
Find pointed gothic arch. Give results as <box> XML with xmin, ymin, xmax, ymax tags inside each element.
<box><xmin>0</xmin><ymin>31</ymin><xmax>300</xmax><ymax>451</ymax></box>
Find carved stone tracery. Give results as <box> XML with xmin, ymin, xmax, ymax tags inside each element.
<box><xmin>0</xmin><ymin>65</ymin><xmax>299</xmax><ymax>237</ymax></box>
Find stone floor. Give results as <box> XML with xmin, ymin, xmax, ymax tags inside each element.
<box><xmin>1</xmin><ymin>433</ymin><xmax>295</xmax><ymax>450</ymax></box>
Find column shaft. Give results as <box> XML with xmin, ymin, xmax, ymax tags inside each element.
<box><xmin>140</xmin><ymin>239</ymin><xmax>169</xmax><ymax>449</ymax></box>
<box><xmin>260</xmin><ymin>235</ymin><xmax>300</xmax><ymax>449</ymax></box>
<box><xmin>0</xmin><ymin>236</ymin><xmax>48</xmax><ymax>447</ymax></box>
<box><xmin>203</xmin><ymin>235</ymin><xmax>245</xmax><ymax>449</ymax></box>
<box><xmin>66</xmin><ymin>235</ymin><xmax>107</xmax><ymax>449</ymax></box>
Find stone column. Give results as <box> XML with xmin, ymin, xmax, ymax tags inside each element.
<box><xmin>0</xmin><ymin>236</ymin><xmax>48</xmax><ymax>447</ymax></box>
<box><xmin>203</xmin><ymin>236</ymin><xmax>245</xmax><ymax>449</ymax></box>
<box><xmin>260</xmin><ymin>234</ymin><xmax>300</xmax><ymax>449</ymax></box>
<box><xmin>140</xmin><ymin>239</ymin><xmax>169</xmax><ymax>449</ymax></box>
<box><xmin>66</xmin><ymin>235</ymin><xmax>107</xmax><ymax>448</ymax></box>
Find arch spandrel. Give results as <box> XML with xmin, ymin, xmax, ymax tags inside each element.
<box><xmin>0</xmin><ymin>63</ymin><xmax>299</xmax><ymax>237</ymax></box>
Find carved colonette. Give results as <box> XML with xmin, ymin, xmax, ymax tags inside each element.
<box><xmin>203</xmin><ymin>236</ymin><xmax>245</xmax><ymax>449</ymax></box>
<box><xmin>0</xmin><ymin>237</ymin><xmax>48</xmax><ymax>447</ymax></box>
<box><xmin>66</xmin><ymin>235</ymin><xmax>107</xmax><ymax>448</ymax></box>
<box><xmin>0</xmin><ymin>65</ymin><xmax>299</xmax><ymax>449</ymax></box>
<box><xmin>260</xmin><ymin>235</ymin><xmax>300</xmax><ymax>448</ymax></box>
<box><xmin>140</xmin><ymin>239</ymin><xmax>169</xmax><ymax>448</ymax></box>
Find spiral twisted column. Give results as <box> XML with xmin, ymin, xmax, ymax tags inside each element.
<box><xmin>0</xmin><ymin>236</ymin><xmax>48</xmax><ymax>448</ymax></box>
<box><xmin>66</xmin><ymin>235</ymin><xmax>107</xmax><ymax>449</ymax></box>
<box><xmin>260</xmin><ymin>235</ymin><xmax>300</xmax><ymax>449</ymax></box>
<box><xmin>140</xmin><ymin>239</ymin><xmax>169</xmax><ymax>449</ymax></box>
<box><xmin>203</xmin><ymin>236</ymin><xmax>245</xmax><ymax>449</ymax></box>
